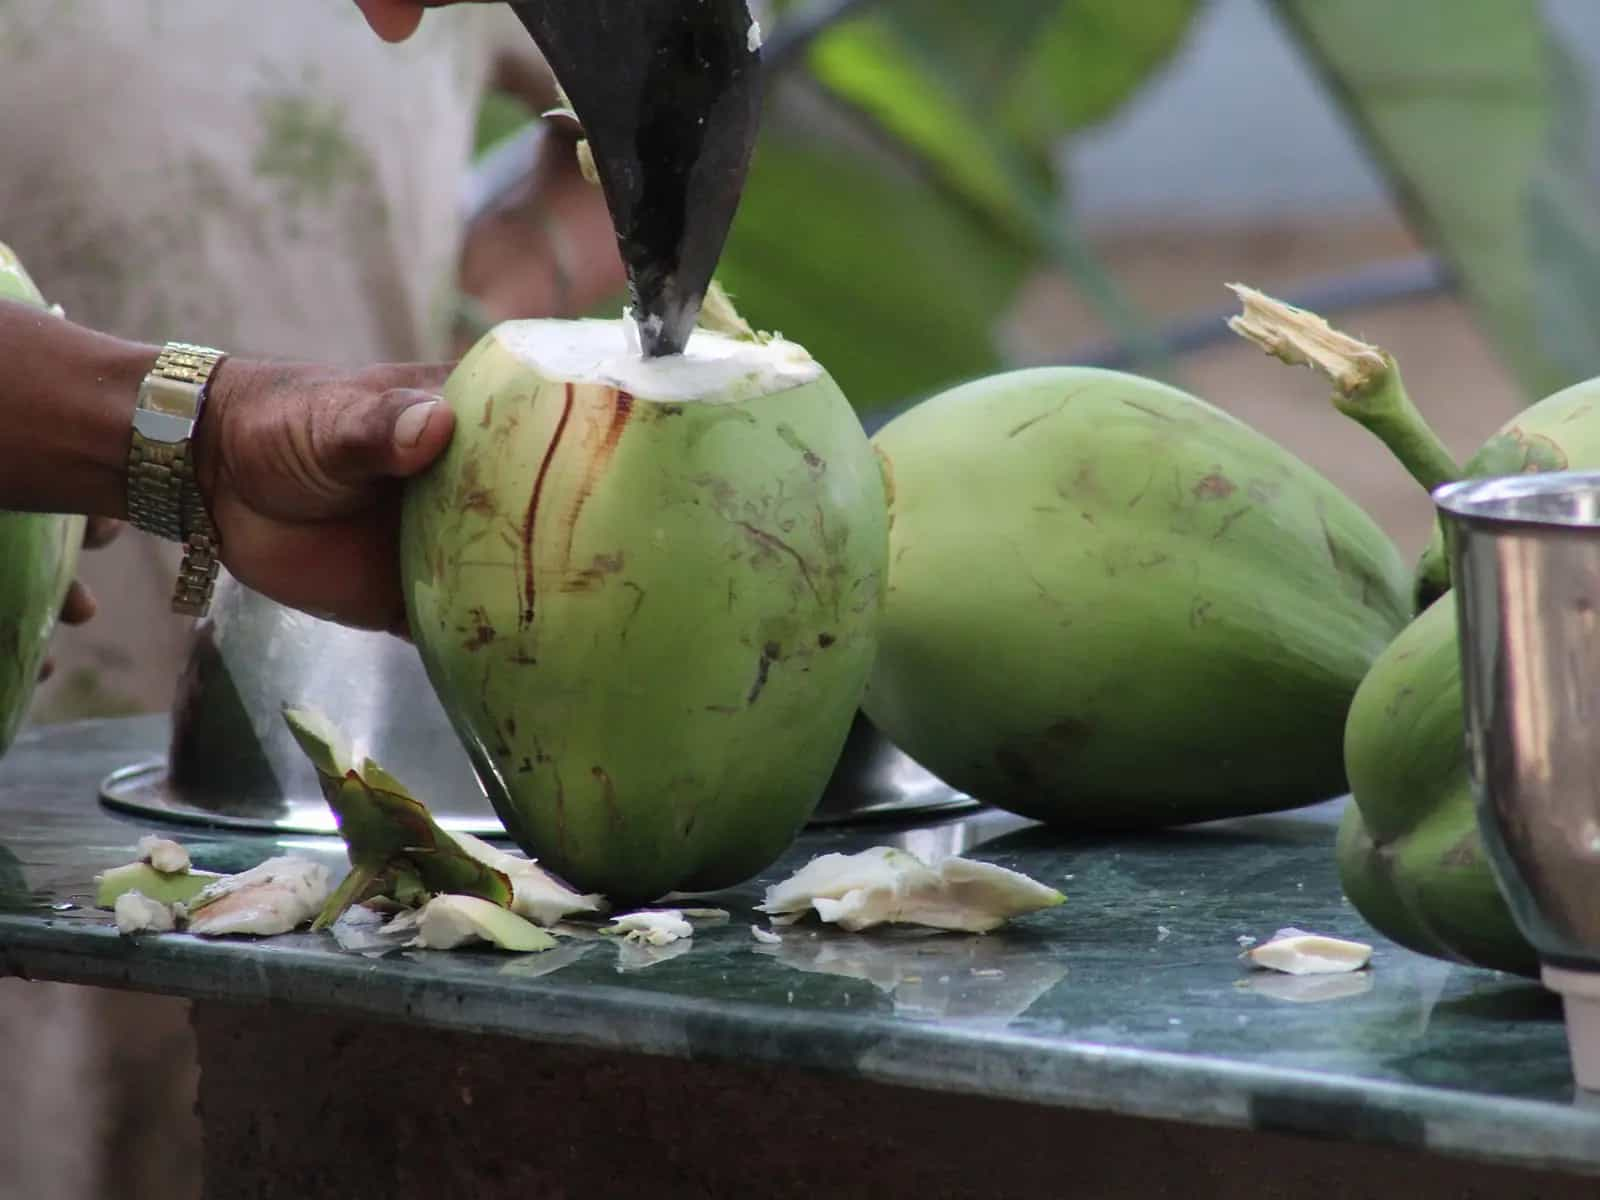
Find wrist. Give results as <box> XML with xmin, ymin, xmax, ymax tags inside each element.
<box><xmin>0</xmin><ymin>299</ymin><xmax>157</xmax><ymax>517</ymax></box>
<box><xmin>192</xmin><ymin>355</ymin><xmax>246</xmax><ymax>521</ymax></box>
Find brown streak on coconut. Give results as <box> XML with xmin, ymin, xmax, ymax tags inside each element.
<box><xmin>564</xmin><ymin>390</ymin><xmax>635</xmax><ymax>566</ymax></box>
<box><xmin>735</xmin><ymin>522</ymin><xmax>820</xmax><ymax>604</ymax></box>
<box><xmin>1192</xmin><ymin>473</ymin><xmax>1237</xmax><ymax>501</ymax></box>
<box><xmin>746</xmin><ymin>642</ymin><xmax>781</xmax><ymax>706</ymax></box>
<box><xmin>520</xmin><ymin>383</ymin><xmax>576</xmax><ymax>629</ymax></box>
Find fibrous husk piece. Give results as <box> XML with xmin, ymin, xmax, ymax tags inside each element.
<box><xmin>758</xmin><ymin>847</ymin><xmax>1064</xmax><ymax>934</ymax></box>
<box><xmin>282</xmin><ymin>705</ymin><xmax>514</xmax><ymax>928</ymax></box>
<box><xmin>1245</xmin><ymin>927</ymin><xmax>1372</xmax><ymax>976</ymax></box>
<box><xmin>95</xmin><ymin>862</ymin><xmax>222</xmax><ymax>910</ymax></box>
<box><xmin>184</xmin><ymin>856</ymin><xmax>332</xmax><ymax>937</ymax></box>
<box><xmin>600</xmin><ymin>910</ymin><xmax>694</xmax><ymax>946</ymax></box>
<box><xmin>412</xmin><ymin>894</ymin><xmax>557</xmax><ymax>953</ymax></box>
<box><xmin>448</xmin><ymin>832</ymin><xmax>608</xmax><ymax>926</ymax></box>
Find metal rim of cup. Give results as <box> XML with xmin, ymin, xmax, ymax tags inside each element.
<box><xmin>1433</xmin><ymin>469</ymin><xmax>1600</xmax><ymax>532</ymax></box>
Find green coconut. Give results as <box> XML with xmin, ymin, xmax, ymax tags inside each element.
<box><xmin>1336</xmin><ymin>595</ymin><xmax>1537</xmax><ymax>976</ymax></box>
<box><xmin>862</xmin><ymin>365</ymin><xmax>1411</xmax><ymax>827</ymax></box>
<box><xmin>1412</xmin><ymin>376</ymin><xmax>1600</xmax><ymax>608</ymax></box>
<box><xmin>0</xmin><ymin>242</ymin><xmax>86</xmax><ymax>756</ymax></box>
<box><xmin>399</xmin><ymin>318</ymin><xmax>888</xmax><ymax>904</ymax></box>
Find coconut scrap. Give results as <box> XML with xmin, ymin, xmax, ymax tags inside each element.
<box><xmin>94</xmin><ymin>861</ymin><xmax>220</xmax><ymax>910</ymax></box>
<box><xmin>184</xmin><ymin>856</ymin><xmax>332</xmax><ymax>937</ymax></box>
<box><xmin>601</xmin><ymin>910</ymin><xmax>694</xmax><ymax>946</ymax></box>
<box><xmin>1245</xmin><ymin>927</ymin><xmax>1372</xmax><ymax>976</ymax></box>
<box><xmin>114</xmin><ymin>892</ymin><xmax>176</xmax><ymax>935</ymax></box>
<box><xmin>136</xmin><ymin>836</ymin><xmax>190</xmax><ymax>874</ymax></box>
<box><xmin>758</xmin><ymin>847</ymin><xmax>1064</xmax><ymax>934</ymax></box>
<box><xmin>448</xmin><ymin>832</ymin><xmax>607</xmax><ymax>926</ymax></box>
<box><xmin>751</xmin><ymin>925</ymin><xmax>783</xmax><ymax>945</ymax></box>
<box><xmin>412</xmin><ymin>894</ymin><xmax>557</xmax><ymax>953</ymax></box>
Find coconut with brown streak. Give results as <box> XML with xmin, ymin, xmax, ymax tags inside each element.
<box><xmin>399</xmin><ymin>318</ymin><xmax>888</xmax><ymax>904</ymax></box>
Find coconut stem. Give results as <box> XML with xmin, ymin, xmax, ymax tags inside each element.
<box><xmin>1226</xmin><ymin>283</ymin><xmax>1462</xmax><ymax>495</ymax></box>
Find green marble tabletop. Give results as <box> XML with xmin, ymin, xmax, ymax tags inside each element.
<box><xmin>3</xmin><ymin>717</ymin><xmax>1598</xmax><ymax>1177</ymax></box>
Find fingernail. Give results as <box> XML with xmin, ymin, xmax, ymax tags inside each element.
<box><xmin>394</xmin><ymin>399</ymin><xmax>439</xmax><ymax>449</ymax></box>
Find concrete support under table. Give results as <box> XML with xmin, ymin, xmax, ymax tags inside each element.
<box><xmin>192</xmin><ymin>1001</ymin><xmax>1596</xmax><ymax>1199</ymax></box>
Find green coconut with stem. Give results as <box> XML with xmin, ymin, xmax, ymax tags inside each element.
<box><xmin>0</xmin><ymin>242</ymin><xmax>86</xmax><ymax>756</ymax></box>
<box><xmin>398</xmin><ymin>298</ymin><xmax>888</xmax><ymax>906</ymax></box>
<box><xmin>860</xmin><ymin>362</ymin><xmax>1412</xmax><ymax>829</ymax></box>
<box><xmin>1226</xmin><ymin>282</ymin><xmax>1570</xmax><ymax>975</ymax></box>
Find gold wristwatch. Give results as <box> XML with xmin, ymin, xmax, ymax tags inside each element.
<box><xmin>127</xmin><ymin>341</ymin><xmax>227</xmax><ymax>618</ymax></box>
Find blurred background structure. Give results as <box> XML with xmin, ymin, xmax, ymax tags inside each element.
<box><xmin>7</xmin><ymin>1</ymin><xmax>1600</xmax><ymax>1195</ymax></box>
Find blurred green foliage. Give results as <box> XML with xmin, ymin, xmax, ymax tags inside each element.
<box><xmin>1273</xmin><ymin>0</ymin><xmax>1600</xmax><ymax>407</ymax></box>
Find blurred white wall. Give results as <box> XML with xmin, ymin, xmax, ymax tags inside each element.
<box><xmin>1063</xmin><ymin>0</ymin><xmax>1600</xmax><ymax>229</ymax></box>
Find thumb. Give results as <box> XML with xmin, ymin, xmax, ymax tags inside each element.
<box><xmin>353</xmin><ymin>0</ymin><xmax>424</xmax><ymax>42</ymax></box>
<box><xmin>320</xmin><ymin>388</ymin><xmax>455</xmax><ymax>487</ymax></box>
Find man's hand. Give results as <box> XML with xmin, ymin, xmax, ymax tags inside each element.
<box><xmin>194</xmin><ymin>360</ymin><xmax>457</xmax><ymax>638</ymax></box>
<box><xmin>354</xmin><ymin>0</ymin><xmax>472</xmax><ymax>43</ymax></box>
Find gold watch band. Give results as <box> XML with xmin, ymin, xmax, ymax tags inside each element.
<box><xmin>127</xmin><ymin>341</ymin><xmax>226</xmax><ymax>618</ymax></box>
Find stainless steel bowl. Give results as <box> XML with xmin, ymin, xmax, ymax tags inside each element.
<box><xmin>1438</xmin><ymin>470</ymin><xmax>1600</xmax><ymax>1090</ymax></box>
<box><xmin>101</xmin><ymin>572</ymin><xmax>979</xmax><ymax>835</ymax></box>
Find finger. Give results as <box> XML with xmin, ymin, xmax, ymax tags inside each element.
<box><xmin>320</xmin><ymin>388</ymin><xmax>456</xmax><ymax>486</ymax></box>
<box><xmin>58</xmin><ymin>580</ymin><xmax>98</xmax><ymax>625</ymax></box>
<box><xmin>83</xmin><ymin>516</ymin><xmax>123</xmax><ymax>550</ymax></box>
<box><xmin>353</xmin><ymin>0</ymin><xmax>424</xmax><ymax>42</ymax></box>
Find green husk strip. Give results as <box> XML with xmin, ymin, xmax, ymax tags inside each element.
<box><xmin>1226</xmin><ymin>283</ymin><xmax>1462</xmax><ymax>494</ymax></box>
<box><xmin>416</xmin><ymin>894</ymin><xmax>558</xmax><ymax>953</ymax></box>
<box><xmin>282</xmin><ymin>706</ymin><xmax>513</xmax><ymax>929</ymax></box>
<box><xmin>94</xmin><ymin>862</ymin><xmax>222</xmax><ymax>910</ymax></box>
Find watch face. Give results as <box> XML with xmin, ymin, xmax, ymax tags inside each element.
<box><xmin>133</xmin><ymin>405</ymin><xmax>195</xmax><ymax>446</ymax></box>
<box><xmin>136</xmin><ymin>375</ymin><xmax>199</xmax><ymax>445</ymax></box>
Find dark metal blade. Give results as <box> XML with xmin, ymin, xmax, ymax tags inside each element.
<box><xmin>507</xmin><ymin>0</ymin><xmax>762</xmax><ymax>357</ymax></box>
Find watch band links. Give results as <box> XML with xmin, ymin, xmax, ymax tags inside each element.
<box><xmin>128</xmin><ymin>341</ymin><xmax>226</xmax><ymax>618</ymax></box>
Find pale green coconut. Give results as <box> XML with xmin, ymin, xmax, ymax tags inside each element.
<box><xmin>864</xmin><ymin>366</ymin><xmax>1412</xmax><ymax>828</ymax></box>
<box><xmin>400</xmin><ymin>318</ymin><xmax>888</xmax><ymax>904</ymax></box>
<box><xmin>0</xmin><ymin>242</ymin><xmax>85</xmax><ymax>755</ymax></box>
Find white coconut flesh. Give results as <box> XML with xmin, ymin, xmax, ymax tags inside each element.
<box><xmin>137</xmin><ymin>836</ymin><xmax>191</xmax><ymax>875</ymax></box>
<box><xmin>1246</xmin><ymin>928</ymin><xmax>1372</xmax><ymax>975</ymax></box>
<box><xmin>759</xmin><ymin>847</ymin><xmax>1065</xmax><ymax>934</ymax></box>
<box><xmin>492</xmin><ymin>318</ymin><xmax>821</xmax><ymax>406</ymax></box>
<box><xmin>184</xmin><ymin>856</ymin><xmax>332</xmax><ymax>937</ymax></box>
<box><xmin>601</xmin><ymin>910</ymin><xmax>694</xmax><ymax>946</ymax></box>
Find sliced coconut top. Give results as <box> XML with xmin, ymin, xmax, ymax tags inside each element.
<box><xmin>493</xmin><ymin>317</ymin><xmax>822</xmax><ymax>405</ymax></box>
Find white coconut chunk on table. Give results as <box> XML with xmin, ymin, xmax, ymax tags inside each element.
<box><xmin>184</xmin><ymin>856</ymin><xmax>332</xmax><ymax>937</ymax></box>
<box><xmin>601</xmin><ymin>910</ymin><xmax>694</xmax><ymax>946</ymax></box>
<box><xmin>758</xmin><ymin>847</ymin><xmax>1064</xmax><ymax>934</ymax></box>
<box><xmin>114</xmin><ymin>892</ymin><xmax>176</xmax><ymax>935</ymax></box>
<box><xmin>1246</xmin><ymin>928</ymin><xmax>1372</xmax><ymax>975</ymax></box>
<box><xmin>448</xmin><ymin>832</ymin><xmax>607</xmax><ymax>926</ymax></box>
<box><xmin>411</xmin><ymin>895</ymin><xmax>556</xmax><ymax>953</ymax></box>
<box><xmin>136</xmin><ymin>835</ymin><xmax>190</xmax><ymax>874</ymax></box>
<box><xmin>751</xmin><ymin>925</ymin><xmax>783</xmax><ymax>945</ymax></box>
